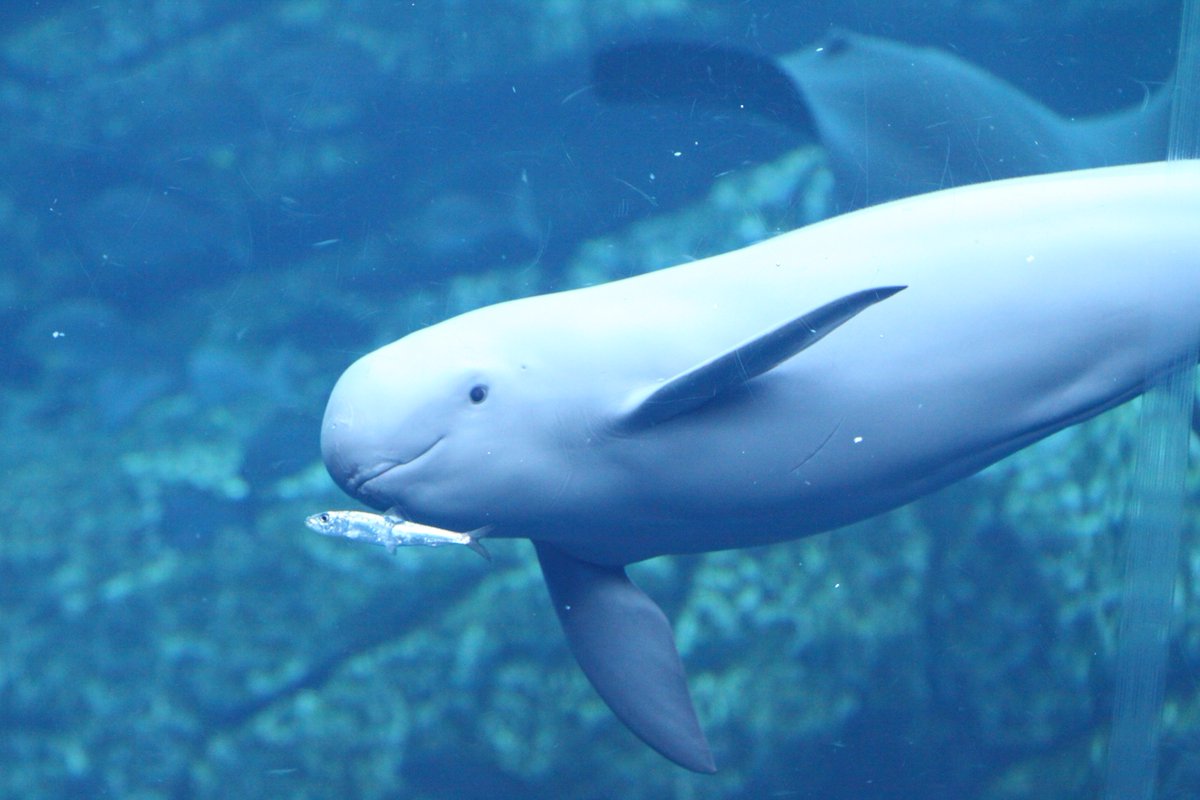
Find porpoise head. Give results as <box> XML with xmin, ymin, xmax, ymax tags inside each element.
<box><xmin>320</xmin><ymin>304</ymin><xmax>597</xmax><ymax>531</ymax></box>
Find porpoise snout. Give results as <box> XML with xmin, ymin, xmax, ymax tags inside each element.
<box><xmin>319</xmin><ymin>346</ymin><xmax>447</xmax><ymax>507</ymax></box>
<box><xmin>320</xmin><ymin>355</ymin><xmax>400</xmax><ymax>499</ymax></box>
<box><xmin>319</xmin><ymin>383</ymin><xmax>367</xmax><ymax>495</ymax></box>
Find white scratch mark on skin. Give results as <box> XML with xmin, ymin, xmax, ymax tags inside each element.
<box><xmin>790</xmin><ymin>418</ymin><xmax>844</xmax><ymax>474</ymax></box>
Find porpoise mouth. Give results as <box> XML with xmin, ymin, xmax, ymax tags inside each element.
<box><xmin>349</xmin><ymin>436</ymin><xmax>443</xmax><ymax>493</ymax></box>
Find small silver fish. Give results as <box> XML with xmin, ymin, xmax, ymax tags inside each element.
<box><xmin>305</xmin><ymin>509</ymin><xmax>491</xmax><ymax>561</ymax></box>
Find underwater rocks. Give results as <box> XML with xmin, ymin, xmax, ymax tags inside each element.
<box><xmin>5</xmin><ymin>147</ymin><xmax>1199</xmax><ymax>800</ymax></box>
<box><xmin>65</xmin><ymin>184</ymin><xmax>252</xmax><ymax>301</ymax></box>
<box><xmin>0</xmin><ymin>0</ymin><xmax>743</xmax><ymax>315</ymax></box>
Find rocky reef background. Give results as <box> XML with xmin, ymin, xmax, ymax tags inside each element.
<box><xmin>0</xmin><ymin>1</ymin><xmax>1194</xmax><ymax>798</ymax></box>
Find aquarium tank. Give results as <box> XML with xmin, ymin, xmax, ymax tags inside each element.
<box><xmin>0</xmin><ymin>1</ymin><xmax>1196</xmax><ymax>798</ymax></box>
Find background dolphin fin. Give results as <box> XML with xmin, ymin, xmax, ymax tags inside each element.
<box><xmin>592</xmin><ymin>41</ymin><xmax>817</xmax><ymax>134</ymax></box>
<box><xmin>617</xmin><ymin>285</ymin><xmax>905</xmax><ymax>431</ymax></box>
<box><xmin>533</xmin><ymin>541</ymin><xmax>716</xmax><ymax>773</ymax></box>
<box><xmin>1077</xmin><ymin>73</ymin><xmax>1175</xmax><ymax>166</ymax></box>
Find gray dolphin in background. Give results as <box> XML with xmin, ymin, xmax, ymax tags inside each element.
<box><xmin>594</xmin><ymin>29</ymin><xmax>1172</xmax><ymax>209</ymax></box>
<box><xmin>318</xmin><ymin>162</ymin><xmax>1200</xmax><ymax>772</ymax></box>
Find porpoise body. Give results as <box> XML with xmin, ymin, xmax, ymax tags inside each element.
<box><xmin>594</xmin><ymin>30</ymin><xmax>1172</xmax><ymax>209</ymax></box>
<box><xmin>319</xmin><ymin>161</ymin><xmax>1200</xmax><ymax>772</ymax></box>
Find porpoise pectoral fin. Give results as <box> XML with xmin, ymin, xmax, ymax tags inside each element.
<box><xmin>533</xmin><ymin>541</ymin><xmax>716</xmax><ymax>773</ymax></box>
<box><xmin>617</xmin><ymin>285</ymin><xmax>905</xmax><ymax>431</ymax></box>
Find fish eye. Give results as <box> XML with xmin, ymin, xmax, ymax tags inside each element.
<box><xmin>319</xmin><ymin>513</ymin><xmax>330</xmax><ymax>523</ymax></box>
<box><xmin>469</xmin><ymin>384</ymin><xmax>488</xmax><ymax>404</ymax></box>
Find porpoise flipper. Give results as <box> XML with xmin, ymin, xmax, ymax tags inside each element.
<box><xmin>595</xmin><ymin>32</ymin><xmax>1174</xmax><ymax>210</ymax></box>
<box><xmin>617</xmin><ymin>285</ymin><xmax>904</xmax><ymax>431</ymax></box>
<box><xmin>533</xmin><ymin>541</ymin><xmax>716</xmax><ymax>773</ymax></box>
<box><xmin>592</xmin><ymin>41</ymin><xmax>817</xmax><ymax>134</ymax></box>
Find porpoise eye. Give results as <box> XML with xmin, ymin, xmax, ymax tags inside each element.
<box><xmin>469</xmin><ymin>384</ymin><xmax>488</xmax><ymax>404</ymax></box>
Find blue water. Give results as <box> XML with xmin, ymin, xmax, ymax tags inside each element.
<box><xmin>0</xmin><ymin>2</ymin><xmax>1193</xmax><ymax>798</ymax></box>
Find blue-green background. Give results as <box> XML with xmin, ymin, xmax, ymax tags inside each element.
<box><xmin>1</xmin><ymin>2</ymin><xmax>1195</xmax><ymax>798</ymax></box>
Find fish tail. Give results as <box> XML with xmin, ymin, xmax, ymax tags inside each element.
<box><xmin>467</xmin><ymin>525</ymin><xmax>494</xmax><ymax>562</ymax></box>
<box><xmin>466</xmin><ymin>538</ymin><xmax>491</xmax><ymax>561</ymax></box>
